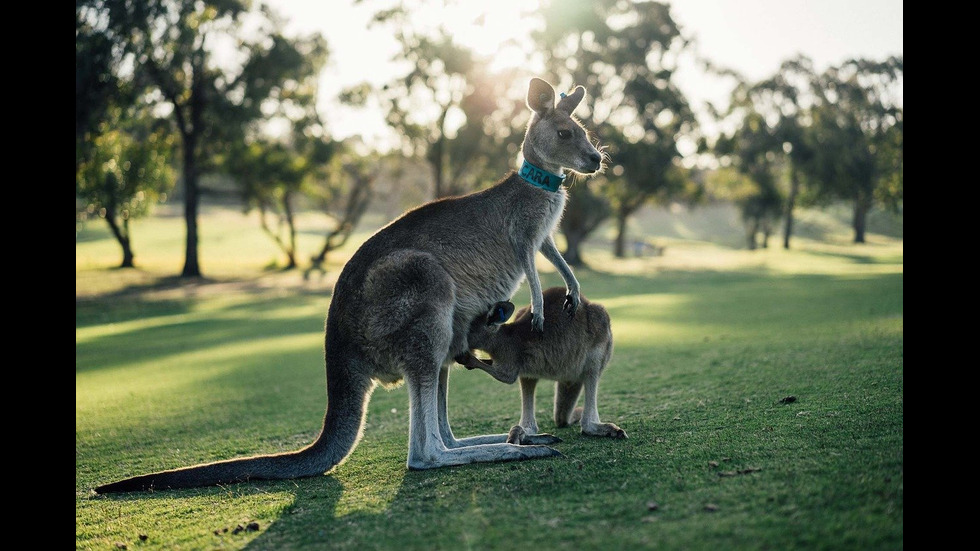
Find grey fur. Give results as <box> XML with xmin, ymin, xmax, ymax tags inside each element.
<box><xmin>458</xmin><ymin>287</ymin><xmax>627</xmax><ymax>440</ymax></box>
<box><xmin>94</xmin><ymin>77</ymin><xmax>604</xmax><ymax>493</ymax></box>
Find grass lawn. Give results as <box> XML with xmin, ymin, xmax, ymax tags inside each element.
<box><xmin>76</xmin><ymin>203</ymin><xmax>903</xmax><ymax>550</ymax></box>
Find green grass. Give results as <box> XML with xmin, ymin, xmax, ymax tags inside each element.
<box><xmin>76</xmin><ymin>204</ymin><xmax>903</xmax><ymax>550</ymax></box>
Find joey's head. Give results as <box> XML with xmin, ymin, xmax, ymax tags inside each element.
<box><xmin>454</xmin><ymin>300</ymin><xmax>516</xmax><ymax>372</ymax></box>
<box><xmin>454</xmin><ymin>301</ymin><xmax>518</xmax><ymax>384</ymax></box>
<box><xmin>521</xmin><ymin>77</ymin><xmax>605</xmax><ymax>177</ymax></box>
<box><xmin>466</xmin><ymin>301</ymin><xmax>515</xmax><ymax>350</ymax></box>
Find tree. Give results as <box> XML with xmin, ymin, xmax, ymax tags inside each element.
<box><xmin>76</xmin><ymin>111</ymin><xmax>176</xmax><ymax>267</ymax></box>
<box><xmin>305</xmin><ymin>144</ymin><xmax>379</xmax><ymax>280</ymax></box>
<box><xmin>715</xmin><ymin>101</ymin><xmax>786</xmax><ymax>250</ymax></box>
<box><xmin>76</xmin><ymin>7</ymin><xmax>120</xmax><ymax>173</ymax></box>
<box><xmin>79</xmin><ymin>0</ymin><xmax>328</xmax><ymax>276</ymax></box>
<box><xmin>77</xmin><ymin>8</ymin><xmax>175</xmax><ymax>268</ymax></box>
<box><xmin>805</xmin><ymin>57</ymin><xmax>903</xmax><ymax>243</ymax></box>
<box><xmin>745</xmin><ymin>56</ymin><xmax>818</xmax><ymax>249</ymax></box>
<box><xmin>559</xmin><ymin>180</ymin><xmax>611</xmax><ymax>267</ymax></box>
<box><xmin>532</xmin><ymin>0</ymin><xmax>697</xmax><ymax>262</ymax></box>
<box><xmin>226</xmin><ymin>140</ymin><xmax>309</xmax><ymax>269</ymax></box>
<box><xmin>357</xmin><ymin>2</ymin><xmax>520</xmax><ymax>199</ymax></box>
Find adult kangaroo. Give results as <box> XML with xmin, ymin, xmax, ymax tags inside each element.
<box><xmin>95</xmin><ymin>77</ymin><xmax>604</xmax><ymax>493</ymax></box>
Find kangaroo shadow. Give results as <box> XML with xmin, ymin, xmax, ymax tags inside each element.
<box><xmin>240</xmin><ymin>421</ymin><xmax>635</xmax><ymax>550</ymax></box>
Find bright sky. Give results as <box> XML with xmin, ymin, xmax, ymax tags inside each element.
<box><xmin>267</xmin><ymin>0</ymin><xmax>903</xmax><ymax>146</ymax></box>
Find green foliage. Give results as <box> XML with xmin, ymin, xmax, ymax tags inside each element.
<box><xmin>534</xmin><ymin>0</ymin><xmax>698</xmax><ymax>258</ymax></box>
<box><xmin>77</xmin><ymin>0</ymin><xmax>330</xmax><ymax>276</ymax></box>
<box><xmin>713</xmin><ymin>106</ymin><xmax>785</xmax><ymax>249</ymax></box>
<box><xmin>714</xmin><ymin>54</ymin><xmax>902</xmax><ymax>247</ymax></box>
<box><xmin>77</xmin><ymin>121</ymin><xmax>175</xmax><ymax>222</ymax></box>
<box><xmin>805</xmin><ymin>58</ymin><xmax>904</xmax><ymax>203</ymax></box>
<box><xmin>76</xmin><ymin>109</ymin><xmax>176</xmax><ymax>266</ymax></box>
<box><xmin>354</xmin><ymin>1</ymin><xmax>520</xmax><ymax>198</ymax></box>
<box><xmin>227</xmin><ymin>141</ymin><xmax>310</xmax><ymax>214</ymax></box>
<box><xmin>799</xmin><ymin>57</ymin><xmax>903</xmax><ymax>242</ymax></box>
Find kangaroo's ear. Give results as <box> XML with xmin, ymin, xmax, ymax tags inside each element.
<box><xmin>556</xmin><ymin>85</ymin><xmax>585</xmax><ymax>114</ymax></box>
<box><xmin>527</xmin><ymin>77</ymin><xmax>556</xmax><ymax>116</ymax></box>
<box><xmin>486</xmin><ymin>301</ymin><xmax>516</xmax><ymax>325</ymax></box>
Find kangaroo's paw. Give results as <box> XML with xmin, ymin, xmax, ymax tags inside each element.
<box><xmin>569</xmin><ymin>406</ymin><xmax>584</xmax><ymax>425</ymax></box>
<box><xmin>563</xmin><ymin>293</ymin><xmax>580</xmax><ymax>317</ymax></box>
<box><xmin>531</xmin><ymin>312</ymin><xmax>545</xmax><ymax>333</ymax></box>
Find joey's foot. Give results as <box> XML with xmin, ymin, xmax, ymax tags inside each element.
<box><xmin>583</xmin><ymin>423</ymin><xmax>628</xmax><ymax>439</ymax></box>
<box><xmin>569</xmin><ymin>406</ymin><xmax>584</xmax><ymax>425</ymax></box>
<box><xmin>506</xmin><ymin>425</ymin><xmax>563</xmax><ymax>445</ymax></box>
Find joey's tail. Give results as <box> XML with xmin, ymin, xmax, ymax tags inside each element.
<box><xmin>94</xmin><ymin>348</ymin><xmax>375</xmax><ymax>494</ymax></box>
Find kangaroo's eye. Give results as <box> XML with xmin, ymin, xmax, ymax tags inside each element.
<box><xmin>557</xmin><ymin>129</ymin><xmax>572</xmax><ymax>139</ymax></box>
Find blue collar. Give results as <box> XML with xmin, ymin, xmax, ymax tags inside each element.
<box><xmin>518</xmin><ymin>159</ymin><xmax>565</xmax><ymax>192</ymax></box>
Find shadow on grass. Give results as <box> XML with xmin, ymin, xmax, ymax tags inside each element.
<box><xmin>79</xmin><ymin>253</ymin><xmax>904</xmax><ymax>549</ymax></box>
<box><xmin>799</xmin><ymin>249</ymin><xmax>903</xmax><ymax>264</ymax></box>
<box><xmin>77</xmin><ymin>266</ymin><xmax>903</xmax><ymax>378</ymax></box>
<box><xmin>86</xmin><ymin>432</ymin><xmax>636</xmax><ymax>551</ymax></box>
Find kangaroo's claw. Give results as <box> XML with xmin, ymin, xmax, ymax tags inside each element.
<box><xmin>563</xmin><ymin>294</ymin><xmax>579</xmax><ymax>317</ymax></box>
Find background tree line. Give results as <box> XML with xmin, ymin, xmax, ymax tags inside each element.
<box><xmin>76</xmin><ymin>0</ymin><xmax>903</xmax><ymax>275</ymax></box>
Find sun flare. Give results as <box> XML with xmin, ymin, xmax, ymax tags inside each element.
<box><xmin>414</xmin><ymin>0</ymin><xmax>542</xmax><ymax>71</ymax></box>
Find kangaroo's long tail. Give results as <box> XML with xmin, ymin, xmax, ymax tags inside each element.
<box><xmin>94</xmin><ymin>353</ymin><xmax>375</xmax><ymax>494</ymax></box>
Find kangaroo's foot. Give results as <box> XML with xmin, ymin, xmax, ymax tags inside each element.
<box><xmin>582</xmin><ymin>422</ymin><xmax>628</xmax><ymax>439</ymax></box>
<box><xmin>506</xmin><ymin>425</ymin><xmax>562</xmax><ymax>445</ymax></box>
<box><xmin>407</xmin><ymin>443</ymin><xmax>563</xmax><ymax>470</ymax></box>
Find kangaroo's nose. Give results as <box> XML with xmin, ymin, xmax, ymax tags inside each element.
<box><xmin>589</xmin><ymin>151</ymin><xmax>602</xmax><ymax>166</ymax></box>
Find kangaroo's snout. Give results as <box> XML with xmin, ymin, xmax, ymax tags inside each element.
<box><xmin>587</xmin><ymin>150</ymin><xmax>603</xmax><ymax>173</ymax></box>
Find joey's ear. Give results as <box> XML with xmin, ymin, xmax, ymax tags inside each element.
<box><xmin>527</xmin><ymin>77</ymin><xmax>556</xmax><ymax>116</ymax></box>
<box><xmin>486</xmin><ymin>301</ymin><xmax>516</xmax><ymax>325</ymax></box>
<box><xmin>556</xmin><ymin>85</ymin><xmax>585</xmax><ymax>114</ymax></box>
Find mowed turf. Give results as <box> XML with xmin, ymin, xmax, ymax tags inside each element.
<box><xmin>76</xmin><ymin>206</ymin><xmax>903</xmax><ymax>550</ymax></box>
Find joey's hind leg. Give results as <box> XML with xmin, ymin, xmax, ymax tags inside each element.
<box><xmin>404</xmin><ymin>319</ymin><xmax>561</xmax><ymax>465</ymax></box>
<box><xmin>554</xmin><ymin>381</ymin><xmax>584</xmax><ymax>428</ymax></box>
<box><xmin>579</xmin><ymin>371</ymin><xmax>627</xmax><ymax>439</ymax></box>
<box><xmin>408</xmin><ymin>359</ymin><xmax>562</xmax><ymax>468</ymax></box>
<box><xmin>446</xmin><ymin>374</ymin><xmax>560</xmax><ymax>447</ymax></box>
<box><xmin>515</xmin><ymin>377</ymin><xmax>561</xmax><ymax>445</ymax></box>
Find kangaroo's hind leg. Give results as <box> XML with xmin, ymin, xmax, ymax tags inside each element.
<box><xmin>378</xmin><ymin>252</ymin><xmax>559</xmax><ymax>469</ymax></box>
<box><xmin>407</xmin><ymin>363</ymin><xmax>563</xmax><ymax>468</ymax></box>
<box><xmin>439</xmin><ymin>368</ymin><xmax>561</xmax><ymax>448</ymax></box>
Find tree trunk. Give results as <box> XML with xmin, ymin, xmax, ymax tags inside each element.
<box><xmin>305</xmin><ymin>170</ymin><xmax>375</xmax><ymax>280</ymax></box>
<box><xmin>613</xmin><ymin>210</ymin><xmax>628</xmax><ymax>258</ymax></box>
<box><xmin>180</xmin><ymin>134</ymin><xmax>201</xmax><ymax>277</ymax></box>
<box><xmin>852</xmin><ymin>191</ymin><xmax>871</xmax><ymax>244</ymax></box>
<box><xmin>782</xmin><ymin>169</ymin><xmax>800</xmax><ymax>249</ymax></box>
<box><xmin>180</xmin><ymin>57</ymin><xmax>205</xmax><ymax>278</ymax></box>
<box><xmin>283</xmin><ymin>191</ymin><xmax>297</xmax><ymax>270</ymax></box>
<box><xmin>563</xmin><ymin>231</ymin><xmax>586</xmax><ymax>267</ymax></box>
<box><xmin>746</xmin><ymin>218</ymin><xmax>758</xmax><ymax>250</ymax></box>
<box><xmin>430</xmin><ymin>106</ymin><xmax>450</xmax><ymax>199</ymax></box>
<box><xmin>103</xmin><ymin>205</ymin><xmax>135</xmax><ymax>268</ymax></box>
